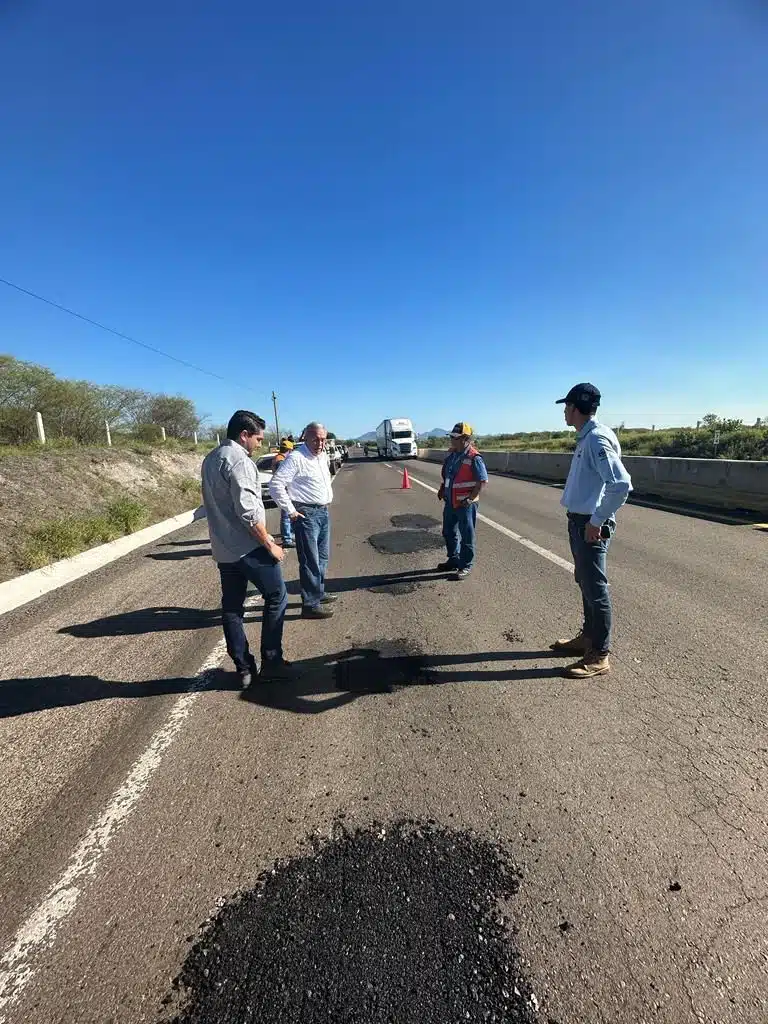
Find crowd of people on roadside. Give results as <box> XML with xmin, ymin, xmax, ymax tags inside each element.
<box><xmin>200</xmin><ymin>382</ymin><xmax>632</xmax><ymax>687</ymax></box>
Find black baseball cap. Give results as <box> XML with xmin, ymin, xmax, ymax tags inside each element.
<box><xmin>556</xmin><ymin>383</ymin><xmax>601</xmax><ymax>407</ymax></box>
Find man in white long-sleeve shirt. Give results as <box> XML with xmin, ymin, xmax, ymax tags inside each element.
<box><xmin>269</xmin><ymin>422</ymin><xmax>337</xmax><ymax>620</ymax></box>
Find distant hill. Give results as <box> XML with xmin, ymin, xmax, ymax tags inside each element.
<box><xmin>357</xmin><ymin>431</ymin><xmax>377</xmax><ymax>442</ymax></box>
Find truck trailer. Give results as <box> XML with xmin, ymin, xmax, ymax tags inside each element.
<box><xmin>375</xmin><ymin>418</ymin><xmax>418</xmax><ymax>459</ymax></box>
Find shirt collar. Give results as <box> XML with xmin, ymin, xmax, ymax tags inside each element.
<box><xmin>577</xmin><ymin>419</ymin><xmax>598</xmax><ymax>441</ymax></box>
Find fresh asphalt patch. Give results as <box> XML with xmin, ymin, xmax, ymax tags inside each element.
<box><xmin>390</xmin><ymin>513</ymin><xmax>441</xmax><ymax>530</ymax></box>
<box><xmin>368</xmin><ymin>531</ymin><xmax>444</xmax><ymax>554</ymax></box>
<box><xmin>160</xmin><ymin>820</ymin><xmax>537</xmax><ymax>1024</ymax></box>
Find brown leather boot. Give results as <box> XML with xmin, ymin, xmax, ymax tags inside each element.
<box><xmin>564</xmin><ymin>651</ymin><xmax>610</xmax><ymax>679</ymax></box>
<box><xmin>550</xmin><ymin>631</ymin><xmax>589</xmax><ymax>654</ymax></box>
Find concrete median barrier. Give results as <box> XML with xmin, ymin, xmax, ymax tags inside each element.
<box><xmin>418</xmin><ymin>449</ymin><xmax>768</xmax><ymax>515</ymax></box>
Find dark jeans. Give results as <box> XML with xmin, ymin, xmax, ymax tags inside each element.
<box><xmin>218</xmin><ymin>546</ymin><xmax>288</xmax><ymax>671</ymax></box>
<box><xmin>294</xmin><ymin>504</ymin><xmax>330</xmax><ymax>608</ymax></box>
<box><xmin>567</xmin><ymin>514</ymin><xmax>614</xmax><ymax>655</ymax></box>
<box><xmin>442</xmin><ymin>501</ymin><xmax>477</xmax><ymax>570</ymax></box>
<box><xmin>280</xmin><ymin>509</ymin><xmax>294</xmax><ymax>545</ymax></box>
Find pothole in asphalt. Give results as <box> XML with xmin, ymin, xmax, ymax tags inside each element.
<box><xmin>332</xmin><ymin>646</ymin><xmax>434</xmax><ymax>691</ymax></box>
<box><xmin>368</xmin><ymin>581</ymin><xmax>436</xmax><ymax>596</ymax></box>
<box><xmin>390</xmin><ymin>513</ymin><xmax>440</xmax><ymax>530</ymax></box>
<box><xmin>160</xmin><ymin>820</ymin><xmax>536</xmax><ymax>1024</ymax></box>
<box><xmin>503</xmin><ymin>629</ymin><xmax>524</xmax><ymax>643</ymax></box>
<box><xmin>368</xmin><ymin>530</ymin><xmax>444</xmax><ymax>554</ymax></box>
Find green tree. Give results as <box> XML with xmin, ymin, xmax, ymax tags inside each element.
<box><xmin>143</xmin><ymin>394</ymin><xmax>202</xmax><ymax>438</ymax></box>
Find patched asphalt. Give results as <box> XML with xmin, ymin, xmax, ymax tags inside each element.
<box><xmin>368</xmin><ymin>530</ymin><xmax>444</xmax><ymax>554</ymax></box>
<box><xmin>390</xmin><ymin>513</ymin><xmax>441</xmax><ymax>530</ymax></box>
<box><xmin>162</xmin><ymin>820</ymin><xmax>536</xmax><ymax>1024</ymax></box>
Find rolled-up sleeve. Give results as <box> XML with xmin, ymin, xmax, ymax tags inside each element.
<box><xmin>269</xmin><ymin>454</ymin><xmax>299</xmax><ymax>516</ymax></box>
<box><xmin>590</xmin><ymin>438</ymin><xmax>632</xmax><ymax>526</ymax></box>
<box><xmin>229</xmin><ymin>458</ymin><xmax>265</xmax><ymax>528</ymax></box>
<box><xmin>473</xmin><ymin>456</ymin><xmax>489</xmax><ymax>483</ymax></box>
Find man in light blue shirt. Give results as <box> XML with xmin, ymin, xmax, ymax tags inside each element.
<box><xmin>551</xmin><ymin>383</ymin><xmax>632</xmax><ymax>678</ymax></box>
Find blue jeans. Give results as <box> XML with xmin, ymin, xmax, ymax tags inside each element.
<box><xmin>280</xmin><ymin>509</ymin><xmax>294</xmax><ymax>545</ymax></box>
<box><xmin>567</xmin><ymin>514</ymin><xmax>613</xmax><ymax>655</ymax></box>
<box><xmin>218</xmin><ymin>546</ymin><xmax>288</xmax><ymax>671</ymax></box>
<box><xmin>442</xmin><ymin>501</ymin><xmax>477</xmax><ymax>570</ymax></box>
<box><xmin>294</xmin><ymin>504</ymin><xmax>330</xmax><ymax>608</ymax></box>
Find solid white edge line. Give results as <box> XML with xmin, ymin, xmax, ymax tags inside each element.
<box><xmin>385</xmin><ymin>463</ymin><xmax>574</xmax><ymax>572</ymax></box>
<box><xmin>0</xmin><ymin>506</ymin><xmax>208</xmax><ymax>617</ymax></box>
<box><xmin>0</xmin><ymin>621</ymin><xmax>243</xmax><ymax>1021</ymax></box>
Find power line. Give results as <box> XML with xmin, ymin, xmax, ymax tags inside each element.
<box><xmin>0</xmin><ymin>275</ymin><xmax>236</xmax><ymax>386</ymax></box>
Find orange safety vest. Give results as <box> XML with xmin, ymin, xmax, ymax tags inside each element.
<box><xmin>274</xmin><ymin>452</ymin><xmax>287</xmax><ymax>465</ymax></box>
<box><xmin>443</xmin><ymin>445</ymin><xmax>481</xmax><ymax>509</ymax></box>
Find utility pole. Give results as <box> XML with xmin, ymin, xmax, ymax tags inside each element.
<box><xmin>272</xmin><ymin>391</ymin><xmax>281</xmax><ymax>444</ymax></box>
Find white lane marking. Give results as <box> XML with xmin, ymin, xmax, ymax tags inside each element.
<box><xmin>385</xmin><ymin>463</ymin><xmax>573</xmax><ymax>572</ymax></box>
<box><xmin>0</xmin><ymin>633</ymin><xmax>233</xmax><ymax>1021</ymax></box>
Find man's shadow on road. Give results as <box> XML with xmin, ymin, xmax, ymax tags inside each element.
<box><xmin>285</xmin><ymin>566</ymin><xmax>444</xmax><ymax>598</ymax></box>
<box><xmin>58</xmin><ymin>606</ymin><xmax>259</xmax><ymax>638</ymax></box>
<box><xmin>240</xmin><ymin>647</ymin><xmax>563</xmax><ymax>715</ymax></box>
<box><xmin>0</xmin><ymin>649</ymin><xmax>564</xmax><ymax>719</ymax></box>
<box><xmin>0</xmin><ymin>671</ymin><xmax>242</xmax><ymax>719</ymax></box>
<box><xmin>58</xmin><ymin>569</ymin><xmax>445</xmax><ymax>638</ymax></box>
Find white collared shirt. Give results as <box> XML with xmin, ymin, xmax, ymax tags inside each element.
<box><xmin>269</xmin><ymin>443</ymin><xmax>334</xmax><ymax>516</ymax></box>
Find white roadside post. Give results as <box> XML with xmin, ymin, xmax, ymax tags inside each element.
<box><xmin>216</xmin><ymin>433</ymin><xmax>220</xmax><ymax>445</ymax></box>
<box><xmin>105</xmin><ymin>420</ymin><xmax>112</xmax><ymax>447</ymax></box>
<box><xmin>160</xmin><ymin>426</ymin><xmax>166</xmax><ymax>442</ymax></box>
<box><xmin>193</xmin><ymin>431</ymin><xmax>198</xmax><ymax>446</ymax></box>
<box><xmin>35</xmin><ymin>412</ymin><xmax>46</xmax><ymax>444</ymax></box>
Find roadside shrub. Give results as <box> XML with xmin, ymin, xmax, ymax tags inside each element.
<box><xmin>135</xmin><ymin>423</ymin><xmax>164</xmax><ymax>442</ymax></box>
<box><xmin>105</xmin><ymin>498</ymin><xmax>149</xmax><ymax>534</ymax></box>
<box><xmin>19</xmin><ymin>499</ymin><xmax>149</xmax><ymax>570</ymax></box>
<box><xmin>178</xmin><ymin>476</ymin><xmax>201</xmax><ymax>498</ymax></box>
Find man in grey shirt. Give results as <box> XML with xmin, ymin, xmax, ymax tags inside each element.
<box><xmin>201</xmin><ymin>410</ymin><xmax>293</xmax><ymax>685</ymax></box>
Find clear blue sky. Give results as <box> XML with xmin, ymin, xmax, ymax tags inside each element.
<box><xmin>1</xmin><ymin>0</ymin><xmax>765</xmax><ymax>437</ymax></box>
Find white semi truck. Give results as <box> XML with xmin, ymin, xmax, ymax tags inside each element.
<box><xmin>375</xmin><ymin>418</ymin><xmax>418</xmax><ymax>459</ymax></box>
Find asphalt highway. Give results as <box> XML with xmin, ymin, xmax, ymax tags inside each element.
<box><xmin>0</xmin><ymin>454</ymin><xmax>766</xmax><ymax>1024</ymax></box>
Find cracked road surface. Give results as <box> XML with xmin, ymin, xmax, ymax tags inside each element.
<box><xmin>0</xmin><ymin>455</ymin><xmax>766</xmax><ymax>1023</ymax></box>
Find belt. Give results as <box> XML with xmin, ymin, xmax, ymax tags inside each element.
<box><xmin>294</xmin><ymin>502</ymin><xmax>327</xmax><ymax>509</ymax></box>
<box><xmin>566</xmin><ymin>512</ymin><xmax>592</xmax><ymax>520</ymax></box>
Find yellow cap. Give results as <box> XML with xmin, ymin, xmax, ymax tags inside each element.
<box><xmin>450</xmin><ymin>421</ymin><xmax>473</xmax><ymax>438</ymax></box>
<box><xmin>279</xmin><ymin>439</ymin><xmax>294</xmax><ymax>452</ymax></box>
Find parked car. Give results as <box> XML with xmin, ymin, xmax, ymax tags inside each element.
<box><xmin>255</xmin><ymin>453</ymin><xmax>277</xmax><ymax>503</ymax></box>
<box><xmin>326</xmin><ymin>442</ymin><xmax>342</xmax><ymax>475</ymax></box>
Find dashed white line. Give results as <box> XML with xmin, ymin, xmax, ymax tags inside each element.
<box><xmin>0</xmin><ymin>634</ymin><xmax>232</xmax><ymax>1021</ymax></box>
<box><xmin>384</xmin><ymin>463</ymin><xmax>574</xmax><ymax>573</ymax></box>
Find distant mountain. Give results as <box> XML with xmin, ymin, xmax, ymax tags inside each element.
<box><xmin>418</xmin><ymin>427</ymin><xmax>449</xmax><ymax>439</ymax></box>
<box><xmin>357</xmin><ymin>431</ymin><xmax>377</xmax><ymax>442</ymax></box>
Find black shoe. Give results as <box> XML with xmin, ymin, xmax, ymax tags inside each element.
<box><xmin>453</xmin><ymin>567</ymin><xmax>472</xmax><ymax>581</ymax></box>
<box><xmin>259</xmin><ymin>657</ymin><xmax>298</xmax><ymax>682</ymax></box>
<box><xmin>282</xmin><ymin>541</ymin><xmax>296</xmax><ymax>549</ymax></box>
<box><xmin>437</xmin><ymin>560</ymin><xmax>460</xmax><ymax>572</ymax></box>
<box><xmin>320</xmin><ymin>594</ymin><xmax>338</xmax><ymax>604</ymax></box>
<box><xmin>301</xmin><ymin>605</ymin><xmax>334</xmax><ymax>619</ymax></box>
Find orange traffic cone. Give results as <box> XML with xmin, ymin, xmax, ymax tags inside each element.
<box><xmin>401</xmin><ymin>467</ymin><xmax>411</xmax><ymax>489</ymax></box>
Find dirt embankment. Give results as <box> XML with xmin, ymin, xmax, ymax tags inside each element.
<box><xmin>0</xmin><ymin>448</ymin><xmax>204</xmax><ymax>583</ymax></box>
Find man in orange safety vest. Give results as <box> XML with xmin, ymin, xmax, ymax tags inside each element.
<box><xmin>436</xmin><ymin>422</ymin><xmax>488</xmax><ymax>581</ymax></box>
